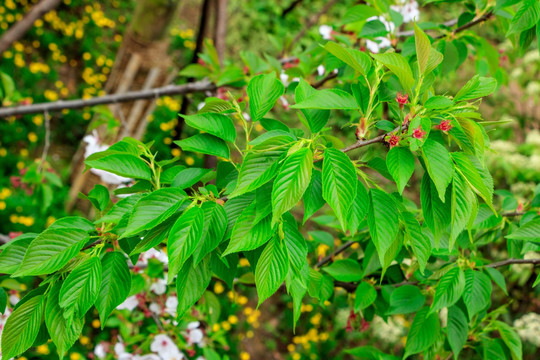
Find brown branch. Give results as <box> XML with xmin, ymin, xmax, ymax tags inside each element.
<box><xmin>487</xmin><ymin>258</ymin><xmax>540</xmax><ymax>268</ymax></box>
<box><xmin>316</xmin><ymin>241</ymin><xmax>355</xmax><ymax>268</ymax></box>
<box><xmin>312</xmin><ymin>71</ymin><xmax>338</xmax><ymax>89</ymax></box>
<box><xmin>214</xmin><ymin>0</ymin><xmax>229</xmax><ymax>63</ymax></box>
<box><xmin>0</xmin><ymin>0</ymin><xmax>61</xmax><ymax>54</ymax></box>
<box><xmin>341</xmin><ymin>123</ymin><xmax>408</xmax><ymax>153</ymax></box>
<box><xmin>281</xmin><ymin>0</ymin><xmax>304</xmax><ymax>17</ymax></box>
<box><xmin>434</xmin><ymin>11</ymin><xmax>494</xmax><ymax>40</ymax></box>
<box><xmin>501</xmin><ymin>211</ymin><xmax>526</xmax><ymax>217</ymax></box>
<box><xmin>0</xmin><ymin>80</ymin><xmax>216</xmax><ymax>117</ymax></box>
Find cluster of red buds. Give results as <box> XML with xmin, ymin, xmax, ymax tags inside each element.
<box><xmin>355</xmin><ymin>117</ymin><xmax>368</xmax><ymax>140</ymax></box>
<box><xmin>435</xmin><ymin>119</ymin><xmax>452</xmax><ymax>133</ymax></box>
<box><xmin>345</xmin><ymin>310</ymin><xmax>357</xmax><ymax>333</ymax></box>
<box><xmin>412</xmin><ymin>126</ymin><xmax>426</xmax><ymax>139</ymax></box>
<box><xmin>388</xmin><ymin>134</ymin><xmax>400</xmax><ymax>148</ymax></box>
<box><xmin>283</xmin><ymin>58</ymin><xmax>300</xmax><ymax>70</ymax></box>
<box><xmin>396</xmin><ymin>92</ymin><xmax>408</xmax><ymax>110</ymax></box>
<box><xmin>10</xmin><ymin>169</ymin><xmax>33</xmax><ymax>195</ymax></box>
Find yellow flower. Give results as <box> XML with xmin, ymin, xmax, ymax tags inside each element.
<box><xmin>0</xmin><ymin>148</ymin><xmax>6</xmax><ymax>156</ymax></box>
<box><xmin>34</xmin><ymin>19</ymin><xmax>43</xmax><ymax>27</ymax></box>
<box><xmin>246</xmin><ymin>330</ymin><xmax>254</xmax><ymax>338</ymax></box>
<box><xmin>221</xmin><ymin>321</ymin><xmax>231</xmax><ymax>331</ymax></box>
<box><xmin>44</xmin><ymin>90</ymin><xmax>58</xmax><ymax>101</ymax></box>
<box><xmin>114</xmin><ymin>34</ymin><xmax>122</xmax><ymax>42</ymax></box>
<box><xmin>28</xmin><ymin>132</ymin><xmax>38</xmax><ymax>143</ymax></box>
<box><xmin>228</xmin><ymin>315</ymin><xmax>238</xmax><ymax>324</ymax></box>
<box><xmin>287</xmin><ymin>344</ymin><xmax>295</xmax><ymax>352</ymax></box>
<box><xmin>351</xmin><ymin>242</ymin><xmax>360</xmax><ymax>250</ymax></box>
<box><xmin>237</xmin><ymin>295</ymin><xmax>248</xmax><ymax>305</ymax></box>
<box><xmin>239</xmin><ymin>258</ymin><xmax>250</xmax><ymax>267</ymax></box>
<box><xmin>20</xmin><ymin>284</ymin><xmax>27</xmax><ymax>291</ymax></box>
<box><xmin>214</xmin><ymin>282</ymin><xmax>224</xmax><ymax>294</ymax></box>
<box><xmin>20</xmin><ymin>149</ymin><xmax>29</xmax><ymax>157</ymax></box>
<box><xmin>292</xmin><ymin>353</ymin><xmax>301</xmax><ymax>360</ymax></box>
<box><xmin>36</xmin><ymin>344</ymin><xmax>49</xmax><ymax>354</ymax></box>
<box><xmin>163</xmin><ymin>137</ymin><xmax>172</xmax><ymax>145</ymax></box>
<box><xmin>185</xmin><ymin>156</ymin><xmax>195</xmax><ymax>166</ymax></box>
<box><xmin>255</xmin><ymin>124</ymin><xmax>264</xmax><ymax>132</ymax></box>
<box><xmin>0</xmin><ymin>202</ymin><xmax>5</xmax><ymax>210</ymax></box>
<box><xmin>92</xmin><ymin>319</ymin><xmax>100</xmax><ymax>328</ymax></box>
<box><xmin>46</xmin><ymin>216</ymin><xmax>56</xmax><ymax>227</ymax></box>
<box><xmin>240</xmin><ymin>352</ymin><xmax>250</xmax><ymax>360</ymax></box>
<box><xmin>32</xmin><ymin>115</ymin><xmax>43</xmax><ymax>126</ymax></box>
<box><xmin>83</xmin><ymin>52</ymin><xmax>91</xmax><ymax>61</ymax></box>
<box><xmin>16</xmin><ymin>161</ymin><xmax>25</xmax><ymax>170</ymax></box>
<box><xmin>244</xmin><ymin>307</ymin><xmax>253</xmax><ymax>316</ymax></box>
<box><xmin>79</xmin><ymin>336</ymin><xmax>90</xmax><ymax>345</ymax></box>
<box><xmin>171</xmin><ymin>148</ymin><xmax>181</xmax><ymax>157</ymax></box>
<box><xmin>212</xmin><ymin>323</ymin><xmax>220</xmax><ymax>332</ymax></box>
<box><xmin>70</xmin><ymin>353</ymin><xmax>82</xmax><ymax>360</ymax></box>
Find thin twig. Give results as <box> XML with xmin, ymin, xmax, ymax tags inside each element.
<box><xmin>501</xmin><ymin>211</ymin><xmax>527</xmax><ymax>217</ymax></box>
<box><xmin>487</xmin><ymin>258</ymin><xmax>540</xmax><ymax>268</ymax></box>
<box><xmin>434</xmin><ymin>11</ymin><xmax>494</xmax><ymax>40</ymax></box>
<box><xmin>316</xmin><ymin>241</ymin><xmax>354</xmax><ymax>268</ymax></box>
<box><xmin>37</xmin><ymin>110</ymin><xmax>51</xmax><ymax>172</ymax></box>
<box><xmin>396</xmin><ymin>19</ymin><xmax>458</xmax><ymax>37</ymax></box>
<box><xmin>312</xmin><ymin>71</ymin><xmax>338</xmax><ymax>88</ymax></box>
<box><xmin>281</xmin><ymin>0</ymin><xmax>304</xmax><ymax>17</ymax></box>
<box><xmin>0</xmin><ymin>80</ymin><xmax>216</xmax><ymax>117</ymax></box>
<box><xmin>341</xmin><ymin>123</ymin><xmax>408</xmax><ymax>153</ymax></box>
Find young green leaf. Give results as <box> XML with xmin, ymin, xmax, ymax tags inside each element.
<box><xmin>224</xmin><ymin>203</ymin><xmax>273</xmax><ymax>256</ymax></box>
<box><xmin>247</xmin><ymin>73</ymin><xmax>285</xmax><ymax>121</ymax></box>
<box><xmin>386</xmin><ymin>147</ymin><xmax>415</xmax><ymax>195</ymax></box>
<box><xmin>414</xmin><ymin>23</ymin><xmax>431</xmax><ymax>75</ymax></box>
<box><xmin>447</xmin><ymin>306</ymin><xmax>468</xmax><ymax>359</ymax></box>
<box><xmin>506</xmin><ymin>218</ymin><xmax>540</xmax><ymax>241</ymax></box>
<box><xmin>452</xmin><ymin>152</ymin><xmax>494</xmax><ymax>212</ymax></box>
<box><xmin>371</xmin><ymin>52</ymin><xmax>415</xmax><ymax>93</ymax></box>
<box><xmin>463</xmin><ymin>269</ymin><xmax>492</xmax><ymax>320</ymax></box>
<box><xmin>386</xmin><ymin>285</ymin><xmax>425</xmax><ymax>315</ymax></box>
<box><xmin>122</xmin><ymin>187</ymin><xmax>186</xmax><ymax>238</ymax></box>
<box><xmin>507</xmin><ymin>0</ymin><xmax>540</xmax><ymax>36</ymax></box>
<box><xmin>95</xmin><ymin>252</ymin><xmax>131</xmax><ymax>326</ymax></box>
<box><xmin>13</xmin><ymin>228</ymin><xmax>89</xmax><ymax>277</ymax></box>
<box><xmin>85</xmin><ymin>153</ymin><xmax>152</xmax><ymax>180</ymax></box>
<box><xmin>324</xmin><ymin>41</ymin><xmax>372</xmax><ymax>75</ymax></box>
<box><xmin>322</xmin><ymin>259</ymin><xmax>363</xmax><ymax>282</ymax></box>
<box><xmin>322</xmin><ymin>147</ymin><xmax>358</xmax><ymax>231</ymax></box>
<box><xmin>291</xmin><ymin>89</ymin><xmax>358</xmax><ymax>110</ymax></box>
<box><xmin>450</xmin><ymin>172</ymin><xmax>475</xmax><ymax>250</ymax></box>
<box><xmin>272</xmin><ymin>147</ymin><xmax>313</xmax><ymax>225</ymax></box>
<box><xmin>167</xmin><ymin>206</ymin><xmax>204</xmax><ymax>282</ymax></box>
<box><xmin>0</xmin><ymin>234</ymin><xmax>35</xmax><ymax>274</ymax></box>
<box><xmin>59</xmin><ymin>256</ymin><xmax>102</xmax><ymax>320</ymax></box>
<box><xmin>175</xmin><ymin>134</ymin><xmax>230</xmax><ymax>159</ymax></box>
<box><xmin>294</xmin><ymin>79</ymin><xmax>330</xmax><ymax>133</ymax></box>
<box><xmin>354</xmin><ymin>282</ymin><xmax>377</xmax><ymax>312</ymax></box>
<box><xmin>368</xmin><ymin>189</ymin><xmax>399</xmax><ymax>266</ymax></box>
<box><xmin>303</xmin><ymin>169</ymin><xmax>325</xmax><ymax>224</ymax></box>
<box><xmin>421</xmin><ymin>173</ymin><xmax>451</xmax><ymax>244</ymax></box>
<box><xmin>176</xmin><ymin>256</ymin><xmax>212</xmax><ymax>318</ymax></box>
<box><xmin>171</xmin><ymin>168</ymin><xmax>212</xmax><ymax>189</ymax></box>
<box><xmin>431</xmin><ymin>267</ymin><xmax>465</xmax><ymax>313</ymax></box>
<box><xmin>346</xmin><ymin>180</ymin><xmax>370</xmax><ymax>235</ymax></box>
<box><xmin>1</xmin><ymin>295</ymin><xmax>45</xmax><ymax>359</ymax></box>
<box><xmin>45</xmin><ymin>283</ymin><xmax>84</xmax><ymax>358</ymax></box>
<box><xmin>255</xmin><ymin>236</ymin><xmax>289</xmax><ymax>306</ymax></box>
<box><xmin>180</xmin><ymin>113</ymin><xmax>236</xmax><ymax>142</ymax></box>
<box><xmin>422</xmin><ymin>138</ymin><xmax>454</xmax><ymax>202</ymax></box>
<box><xmin>193</xmin><ymin>201</ymin><xmax>227</xmax><ymax>264</ymax></box>
<box><xmin>494</xmin><ymin>320</ymin><xmax>523</xmax><ymax>360</ymax></box>
<box><xmin>404</xmin><ymin>307</ymin><xmax>441</xmax><ymax>358</ymax></box>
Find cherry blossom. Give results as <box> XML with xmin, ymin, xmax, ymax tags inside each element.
<box><xmin>150</xmin><ymin>334</ymin><xmax>185</xmax><ymax>360</ymax></box>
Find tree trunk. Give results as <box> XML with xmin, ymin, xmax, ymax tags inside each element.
<box><xmin>67</xmin><ymin>0</ymin><xmax>182</xmax><ymax>211</ymax></box>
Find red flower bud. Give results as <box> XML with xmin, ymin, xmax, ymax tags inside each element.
<box><xmin>435</xmin><ymin>119</ymin><xmax>452</xmax><ymax>133</ymax></box>
<box><xmin>388</xmin><ymin>134</ymin><xmax>400</xmax><ymax>148</ymax></box>
<box><xmin>396</xmin><ymin>92</ymin><xmax>408</xmax><ymax>109</ymax></box>
<box><xmin>412</xmin><ymin>127</ymin><xmax>426</xmax><ymax>140</ymax></box>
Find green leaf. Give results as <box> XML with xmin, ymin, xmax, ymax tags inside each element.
<box><xmin>425</xmin><ymin>47</ymin><xmax>444</xmax><ymax>74</ymax></box>
<box><xmin>294</xmin><ymin>79</ymin><xmax>330</xmax><ymax>133</ymax></box>
<box><xmin>431</xmin><ymin>267</ymin><xmax>465</xmax><ymax>313</ymax></box>
<box><xmin>485</xmin><ymin>267</ymin><xmax>508</xmax><ymax>295</ymax></box>
<box><xmin>224</xmin><ymin>203</ymin><xmax>273</xmax><ymax>256</ymax></box>
<box><xmin>347</xmin><ymin>180</ymin><xmax>370</xmax><ymax>235</ymax></box>
<box><xmin>322</xmin><ymin>259</ymin><xmax>363</xmax><ymax>282</ymax></box>
<box><xmin>454</xmin><ymin>76</ymin><xmax>497</xmax><ymax>102</ymax></box>
<box><xmin>45</xmin><ymin>283</ymin><xmax>84</xmax><ymax>358</ymax></box>
<box><xmin>447</xmin><ymin>306</ymin><xmax>468</xmax><ymax>359</ymax></box>
<box><xmin>247</xmin><ymin>73</ymin><xmax>285</xmax><ymax>121</ymax></box>
<box><xmin>452</xmin><ymin>152</ymin><xmax>494</xmax><ymax>211</ymax></box>
<box><xmin>403</xmin><ymin>212</ymin><xmax>431</xmax><ymax>274</ymax></box>
<box><xmin>303</xmin><ymin>169</ymin><xmax>325</xmax><ymax>224</ymax></box>
<box><xmin>354</xmin><ymin>282</ymin><xmax>377</xmax><ymax>312</ymax></box>
<box><xmin>414</xmin><ymin>23</ymin><xmax>431</xmax><ymax>75</ymax></box>
<box><xmin>122</xmin><ymin>188</ymin><xmax>186</xmax><ymax>238</ymax></box>
<box><xmin>178</xmin><ymin>63</ymin><xmax>211</xmax><ymax>78</ymax></box>
<box><xmin>1</xmin><ymin>295</ymin><xmax>45</xmax><ymax>359</ymax></box>
<box><xmin>387</xmin><ymin>285</ymin><xmax>425</xmax><ymax>315</ymax></box>
<box><xmin>230</xmin><ymin>135</ymin><xmax>294</xmax><ymax>197</ymax></box>
<box><xmin>181</xmin><ymin>113</ymin><xmax>236</xmax><ymax>142</ymax></box>
<box><xmin>85</xmin><ymin>153</ymin><xmax>151</xmax><ymax>180</ymax></box>
<box><xmin>193</xmin><ymin>202</ymin><xmax>227</xmax><ymax>265</ymax></box>
<box><xmin>95</xmin><ymin>252</ymin><xmax>131</xmax><ymax>326</ymax></box>
<box><xmin>176</xmin><ymin>256</ymin><xmax>212</xmax><ymax>318</ymax></box>
<box><xmin>272</xmin><ymin>147</ymin><xmax>313</xmax><ymax>225</ymax></box>
<box><xmin>167</xmin><ymin>206</ymin><xmax>204</xmax><ymax>282</ymax></box>
<box><xmin>0</xmin><ymin>288</ymin><xmax>6</xmax><ymax>314</ymax></box>
<box><xmin>421</xmin><ymin>173</ymin><xmax>451</xmax><ymax>244</ymax></box>
<box><xmin>371</xmin><ymin>52</ymin><xmax>415</xmax><ymax>93</ymax></box>
<box><xmin>386</xmin><ymin>147</ymin><xmax>415</xmax><ymax>195</ymax></box>
<box><xmin>424</xmin><ymin>96</ymin><xmax>453</xmax><ymax>110</ymax></box>
<box><xmin>322</xmin><ymin>147</ymin><xmax>358</xmax><ymax>231</ymax></box>
<box><xmin>324</xmin><ymin>41</ymin><xmax>372</xmax><ymax>75</ymax></box>
<box><xmin>506</xmin><ymin>218</ymin><xmax>540</xmax><ymax>241</ymax></box>
<box><xmin>98</xmin><ymin>194</ymin><xmax>143</xmax><ymax>224</ymax></box>
<box><xmin>450</xmin><ymin>172</ymin><xmax>475</xmax><ymax>250</ymax></box>
<box><xmin>507</xmin><ymin>0</ymin><xmax>540</xmax><ymax>36</ymax></box>
<box><xmin>494</xmin><ymin>321</ymin><xmax>523</xmax><ymax>360</ymax></box>
<box><xmin>368</xmin><ymin>189</ymin><xmax>399</xmax><ymax>266</ymax></box>
<box><xmin>59</xmin><ymin>257</ymin><xmax>102</xmax><ymax>320</ymax></box>
<box><xmin>404</xmin><ymin>307</ymin><xmax>441</xmax><ymax>358</ymax></box>
<box><xmin>0</xmin><ymin>234</ymin><xmax>35</xmax><ymax>274</ymax></box>
<box><xmin>282</xmin><ymin>214</ymin><xmax>308</xmax><ymax>276</ymax></box>
<box><xmin>175</xmin><ymin>134</ymin><xmax>230</xmax><ymax>159</ymax></box>
<box><xmin>255</xmin><ymin>236</ymin><xmax>289</xmax><ymax>306</ymax></box>
<box><xmin>463</xmin><ymin>270</ymin><xmax>492</xmax><ymax>320</ymax></box>
<box><xmin>291</xmin><ymin>89</ymin><xmax>358</xmax><ymax>110</ymax></box>
<box><xmin>13</xmin><ymin>228</ymin><xmax>89</xmax><ymax>277</ymax></box>
<box><xmin>422</xmin><ymin>139</ymin><xmax>454</xmax><ymax>202</ymax></box>
<box><xmin>171</xmin><ymin>168</ymin><xmax>212</xmax><ymax>189</ymax></box>
<box><xmin>88</xmin><ymin>184</ymin><xmax>110</xmax><ymax>211</ymax></box>
<box><xmin>342</xmin><ymin>4</ymin><xmax>380</xmax><ymax>24</ymax></box>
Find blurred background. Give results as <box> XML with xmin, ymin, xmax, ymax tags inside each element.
<box><xmin>0</xmin><ymin>0</ymin><xmax>539</xmax><ymax>359</ymax></box>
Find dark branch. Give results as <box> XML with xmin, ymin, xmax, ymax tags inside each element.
<box><xmin>0</xmin><ymin>80</ymin><xmax>216</xmax><ymax>118</ymax></box>
<box><xmin>281</xmin><ymin>0</ymin><xmax>304</xmax><ymax>17</ymax></box>
<box><xmin>0</xmin><ymin>0</ymin><xmax>62</xmax><ymax>54</ymax></box>
<box><xmin>341</xmin><ymin>123</ymin><xmax>408</xmax><ymax>153</ymax></box>
<box><xmin>434</xmin><ymin>11</ymin><xmax>494</xmax><ymax>40</ymax></box>
<box><xmin>487</xmin><ymin>258</ymin><xmax>540</xmax><ymax>268</ymax></box>
<box><xmin>316</xmin><ymin>241</ymin><xmax>355</xmax><ymax>268</ymax></box>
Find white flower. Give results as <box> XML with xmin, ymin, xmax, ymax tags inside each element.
<box><xmin>391</xmin><ymin>0</ymin><xmax>420</xmax><ymax>23</ymax></box>
<box><xmin>319</xmin><ymin>25</ymin><xmax>333</xmax><ymax>39</ymax></box>
<box><xmin>514</xmin><ymin>313</ymin><xmax>540</xmax><ymax>346</ymax></box>
<box><xmin>165</xmin><ymin>296</ymin><xmax>178</xmax><ymax>317</ymax></box>
<box><xmin>197</xmin><ymin>102</ymin><xmax>205</xmax><ymax>110</ymax></box>
<box><xmin>117</xmin><ymin>295</ymin><xmax>139</xmax><ymax>311</ymax></box>
<box><xmin>317</xmin><ymin>65</ymin><xmax>325</xmax><ymax>76</ymax></box>
<box><xmin>140</xmin><ymin>248</ymin><xmax>169</xmax><ymax>265</ymax></box>
<box><xmin>366</xmin><ymin>37</ymin><xmax>392</xmax><ymax>53</ymax></box>
<box><xmin>9</xmin><ymin>294</ymin><xmax>19</xmax><ymax>306</ymax></box>
<box><xmin>188</xmin><ymin>321</ymin><xmax>200</xmax><ymax>330</ymax></box>
<box><xmin>149</xmin><ymin>302</ymin><xmax>162</xmax><ymax>315</ymax></box>
<box><xmin>243</xmin><ymin>112</ymin><xmax>251</xmax><ymax>121</ymax></box>
<box><xmin>150</xmin><ymin>334</ymin><xmax>184</xmax><ymax>360</ymax></box>
<box><xmin>115</xmin><ymin>341</ymin><xmax>126</xmax><ymax>357</ymax></box>
<box><xmin>94</xmin><ymin>343</ymin><xmax>107</xmax><ymax>359</ymax></box>
<box><xmin>280</xmin><ymin>72</ymin><xmax>289</xmax><ymax>85</ymax></box>
<box><xmin>186</xmin><ymin>321</ymin><xmax>204</xmax><ymax>346</ymax></box>
<box><xmin>150</xmin><ymin>278</ymin><xmax>168</xmax><ymax>295</ymax></box>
